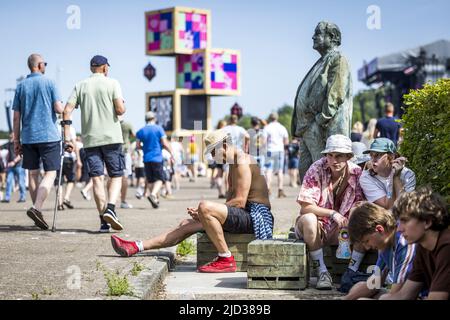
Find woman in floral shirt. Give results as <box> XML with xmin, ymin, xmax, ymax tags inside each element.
<box><xmin>294</xmin><ymin>134</ymin><xmax>366</xmax><ymax>291</ymax></box>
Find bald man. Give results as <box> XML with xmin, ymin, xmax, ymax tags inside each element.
<box><xmin>13</xmin><ymin>54</ymin><xmax>64</xmax><ymax>229</ymax></box>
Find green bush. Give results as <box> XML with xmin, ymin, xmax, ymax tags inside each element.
<box><xmin>400</xmin><ymin>79</ymin><xmax>450</xmax><ymax>199</ymax></box>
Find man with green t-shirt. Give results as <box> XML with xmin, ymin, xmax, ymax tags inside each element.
<box><xmin>63</xmin><ymin>55</ymin><xmax>126</xmax><ymax>233</ymax></box>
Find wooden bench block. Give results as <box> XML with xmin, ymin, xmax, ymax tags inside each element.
<box><xmin>247</xmin><ymin>240</ymin><xmax>308</xmax><ymax>290</ymax></box>
<box><xmin>196</xmin><ymin>232</ymin><xmax>255</xmax><ymax>271</ymax></box>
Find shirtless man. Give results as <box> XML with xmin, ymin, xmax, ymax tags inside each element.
<box><xmin>110</xmin><ymin>130</ymin><xmax>274</xmax><ymax>272</ymax></box>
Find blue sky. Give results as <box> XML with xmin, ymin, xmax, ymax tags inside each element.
<box><xmin>1</xmin><ymin>0</ymin><xmax>449</xmax><ymax>132</ymax></box>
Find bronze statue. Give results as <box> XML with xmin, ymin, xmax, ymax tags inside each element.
<box><xmin>291</xmin><ymin>21</ymin><xmax>353</xmax><ymax>181</ymax></box>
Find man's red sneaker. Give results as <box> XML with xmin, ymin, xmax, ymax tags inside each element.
<box><xmin>111</xmin><ymin>235</ymin><xmax>139</xmax><ymax>257</ymax></box>
<box><xmin>198</xmin><ymin>256</ymin><xmax>237</xmax><ymax>273</ymax></box>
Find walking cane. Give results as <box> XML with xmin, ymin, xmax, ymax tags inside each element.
<box><xmin>52</xmin><ymin>120</ymin><xmax>70</xmax><ymax>232</ymax></box>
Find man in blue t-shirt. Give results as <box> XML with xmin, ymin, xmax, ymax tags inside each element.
<box><xmin>12</xmin><ymin>54</ymin><xmax>64</xmax><ymax>230</ymax></box>
<box><xmin>136</xmin><ymin>112</ymin><xmax>174</xmax><ymax>209</ymax></box>
<box><xmin>344</xmin><ymin>202</ymin><xmax>416</xmax><ymax>300</ymax></box>
<box><xmin>374</xmin><ymin>103</ymin><xmax>401</xmax><ymax>146</ymax></box>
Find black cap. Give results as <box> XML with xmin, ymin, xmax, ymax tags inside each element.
<box><xmin>90</xmin><ymin>55</ymin><xmax>110</xmax><ymax>67</ymax></box>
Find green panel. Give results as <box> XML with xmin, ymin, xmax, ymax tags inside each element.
<box><xmin>184</xmin><ymin>62</ymin><xmax>192</xmax><ymax>73</ymax></box>
<box><xmin>160</xmin><ymin>31</ymin><xmax>174</xmax><ymax>50</ymax></box>
<box><xmin>177</xmin><ymin>73</ymin><xmax>185</xmax><ymax>88</ymax></box>
<box><xmin>147</xmin><ymin>31</ymin><xmax>154</xmax><ymax>44</ymax></box>
<box><xmin>176</xmin><ymin>12</ymin><xmax>186</xmax><ymax>31</ymax></box>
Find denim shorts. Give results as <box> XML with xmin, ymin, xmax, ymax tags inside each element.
<box><xmin>84</xmin><ymin>144</ymin><xmax>125</xmax><ymax>178</ymax></box>
<box><xmin>264</xmin><ymin>151</ymin><xmax>285</xmax><ymax>172</ymax></box>
<box><xmin>288</xmin><ymin>157</ymin><xmax>299</xmax><ymax>170</ymax></box>
<box><xmin>22</xmin><ymin>141</ymin><xmax>61</xmax><ymax>171</ymax></box>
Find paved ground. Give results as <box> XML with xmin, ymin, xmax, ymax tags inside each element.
<box><xmin>0</xmin><ymin>176</ymin><xmax>343</xmax><ymax>300</ymax></box>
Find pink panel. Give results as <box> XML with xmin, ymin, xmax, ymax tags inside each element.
<box><xmin>211</xmin><ymin>82</ymin><xmax>225</xmax><ymax>89</ymax></box>
<box><xmin>149</xmin><ymin>42</ymin><xmax>160</xmax><ymax>51</ymax></box>
<box><xmin>201</xmin><ymin>15</ymin><xmax>207</xmax><ymax>23</ymax></box>
<box><xmin>200</xmin><ymin>32</ymin><xmax>207</xmax><ymax>41</ymax></box>
<box><xmin>228</xmin><ymin>73</ymin><xmax>237</xmax><ymax>90</ymax></box>
<box><xmin>179</xmin><ymin>30</ymin><xmax>185</xmax><ymax>39</ymax></box>
<box><xmin>148</xmin><ymin>14</ymin><xmax>160</xmax><ymax>32</ymax></box>
<box><xmin>185</xmin><ymin>13</ymin><xmax>192</xmax><ymax>21</ymax></box>
<box><xmin>231</xmin><ymin>55</ymin><xmax>237</xmax><ymax>63</ymax></box>
<box><xmin>159</xmin><ymin>20</ymin><xmax>168</xmax><ymax>32</ymax></box>
<box><xmin>193</xmin><ymin>22</ymin><xmax>200</xmax><ymax>31</ymax></box>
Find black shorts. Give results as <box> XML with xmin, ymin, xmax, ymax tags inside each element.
<box><xmin>55</xmin><ymin>158</ymin><xmax>76</xmax><ymax>185</ymax></box>
<box><xmin>144</xmin><ymin>162</ymin><xmax>165</xmax><ymax>183</ymax></box>
<box><xmin>135</xmin><ymin>167</ymin><xmax>145</xmax><ymax>179</ymax></box>
<box><xmin>84</xmin><ymin>144</ymin><xmax>125</xmax><ymax>178</ymax></box>
<box><xmin>223</xmin><ymin>205</ymin><xmax>254</xmax><ymax>234</ymax></box>
<box><xmin>22</xmin><ymin>142</ymin><xmax>61</xmax><ymax>171</ymax></box>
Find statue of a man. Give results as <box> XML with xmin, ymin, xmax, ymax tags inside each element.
<box><xmin>291</xmin><ymin>21</ymin><xmax>353</xmax><ymax>181</ymax></box>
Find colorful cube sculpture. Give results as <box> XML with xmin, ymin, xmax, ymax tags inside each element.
<box><xmin>145</xmin><ymin>7</ymin><xmax>211</xmax><ymax>55</ymax></box>
<box><xmin>176</xmin><ymin>49</ymin><xmax>240</xmax><ymax>95</ymax></box>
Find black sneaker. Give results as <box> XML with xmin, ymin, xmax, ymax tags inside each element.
<box><xmin>99</xmin><ymin>222</ymin><xmax>111</xmax><ymax>233</ymax></box>
<box><xmin>339</xmin><ymin>268</ymin><xmax>371</xmax><ymax>293</ymax></box>
<box><xmin>63</xmin><ymin>199</ymin><xmax>74</xmax><ymax>209</ymax></box>
<box><xmin>147</xmin><ymin>194</ymin><xmax>159</xmax><ymax>209</ymax></box>
<box><xmin>103</xmin><ymin>208</ymin><xmax>124</xmax><ymax>231</ymax></box>
<box><xmin>26</xmin><ymin>207</ymin><xmax>49</xmax><ymax>230</ymax></box>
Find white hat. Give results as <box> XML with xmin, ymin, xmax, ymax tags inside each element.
<box><xmin>204</xmin><ymin>130</ymin><xmax>229</xmax><ymax>156</ymax></box>
<box><xmin>145</xmin><ymin>111</ymin><xmax>156</xmax><ymax>121</ymax></box>
<box><xmin>351</xmin><ymin>142</ymin><xmax>371</xmax><ymax>165</ymax></box>
<box><xmin>321</xmin><ymin>134</ymin><xmax>353</xmax><ymax>155</ymax></box>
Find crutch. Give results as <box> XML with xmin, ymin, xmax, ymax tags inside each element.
<box><xmin>52</xmin><ymin>120</ymin><xmax>68</xmax><ymax>232</ymax></box>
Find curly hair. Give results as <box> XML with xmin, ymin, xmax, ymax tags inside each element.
<box><xmin>392</xmin><ymin>186</ymin><xmax>449</xmax><ymax>231</ymax></box>
<box><xmin>348</xmin><ymin>202</ymin><xmax>396</xmax><ymax>244</ymax></box>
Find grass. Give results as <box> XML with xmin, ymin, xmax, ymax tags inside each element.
<box><xmin>103</xmin><ymin>269</ymin><xmax>133</xmax><ymax>297</ymax></box>
<box><xmin>130</xmin><ymin>261</ymin><xmax>144</xmax><ymax>277</ymax></box>
<box><xmin>31</xmin><ymin>292</ymin><xmax>40</xmax><ymax>300</ymax></box>
<box><xmin>176</xmin><ymin>239</ymin><xmax>196</xmax><ymax>257</ymax></box>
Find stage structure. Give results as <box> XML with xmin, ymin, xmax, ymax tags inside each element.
<box><xmin>144</xmin><ymin>6</ymin><xmax>241</xmax><ymax>139</ymax></box>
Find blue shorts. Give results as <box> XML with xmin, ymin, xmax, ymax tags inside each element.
<box><xmin>264</xmin><ymin>151</ymin><xmax>285</xmax><ymax>172</ymax></box>
<box><xmin>84</xmin><ymin>144</ymin><xmax>125</xmax><ymax>178</ymax></box>
<box><xmin>22</xmin><ymin>141</ymin><xmax>61</xmax><ymax>171</ymax></box>
<box><xmin>288</xmin><ymin>157</ymin><xmax>299</xmax><ymax>170</ymax></box>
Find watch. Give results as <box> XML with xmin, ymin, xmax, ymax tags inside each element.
<box><xmin>330</xmin><ymin>211</ymin><xmax>339</xmax><ymax>221</ymax></box>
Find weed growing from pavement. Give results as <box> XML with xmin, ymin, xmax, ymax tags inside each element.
<box><xmin>103</xmin><ymin>269</ymin><xmax>132</xmax><ymax>296</ymax></box>
<box><xmin>176</xmin><ymin>239</ymin><xmax>196</xmax><ymax>256</ymax></box>
<box><xmin>31</xmin><ymin>292</ymin><xmax>40</xmax><ymax>300</ymax></box>
<box><xmin>130</xmin><ymin>261</ymin><xmax>144</xmax><ymax>276</ymax></box>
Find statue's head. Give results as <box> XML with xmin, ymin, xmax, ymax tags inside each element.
<box><xmin>312</xmin><ymin>21</ymin><xmax>341</xmax><ymax>53</ymax></box>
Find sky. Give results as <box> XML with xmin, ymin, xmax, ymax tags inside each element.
<box><xmin>0</xmin><ymin>0</ymin><xmax>449</xmax><ymax>132</ymax></box>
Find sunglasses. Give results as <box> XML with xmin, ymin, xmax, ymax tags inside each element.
<box><xmin>39</xmin><ymin>62</ymin><xmax>48</xmax><ymax>67</ymax></box>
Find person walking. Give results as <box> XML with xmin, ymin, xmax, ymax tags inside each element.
<box><xmin>374</xmin><ymin>103</ymin><xmax>401</xmax><ymax>146</ymax></box>
<box><xmin>136</xmin><ymin>111</ymin><xmax>174</xmax><ymax>209</ymax></box>
<box><xmin>2</xmin><ymin>133</ymin><xmax>26</xmax><ymax>203</ymax></box>
<box><xmin>12</xmin><ymin>54</ymin><xmax>64</xmax><ymax>229</ymax></box>
<box><xmin>264</xmin><ymin>112</ymin><xmax>289</xmax><ymax>198</ymax></box>
<box><xmin>63</xmin><ymin>55</ymin><xmax>126</xmax><ymax>233</ymax></box>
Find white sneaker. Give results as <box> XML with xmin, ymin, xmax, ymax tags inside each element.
<box><xmin>316</xmin><ymin>271</ymin><xmax>333</xmax><ymax>290</ymax></box>
<box><xmin>120</xmin><ymin>202</ymin><xmax>133</xmax><ymax>209</ymax></box>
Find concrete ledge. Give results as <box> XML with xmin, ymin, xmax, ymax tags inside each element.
<box><xmin>120</xmin><ymin>247</ymin><xmax>176</xmax><ymax>300</ymax></box>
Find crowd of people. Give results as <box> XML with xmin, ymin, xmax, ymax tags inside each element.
<box><xmin>1</xmin><ymin>53</ymin><xmax>448</xmax><ymax>300</ymax></box>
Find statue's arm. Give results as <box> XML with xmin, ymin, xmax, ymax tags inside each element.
<box><xmin>316</xmin><ymin>55</ymin><xmax>350</xmax><ymax>126</ymax></box>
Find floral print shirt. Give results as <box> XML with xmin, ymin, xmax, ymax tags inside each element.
<box><xmin>297</xmin><ymin>157</ymin><xmax>364</xmax><ymax>231</ymax></box>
